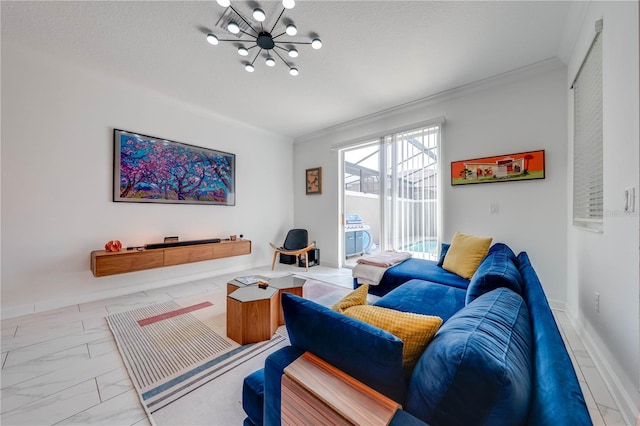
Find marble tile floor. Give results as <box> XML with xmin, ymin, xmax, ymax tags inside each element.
<box><xmin>0</xmin><ymin>264</ymin><xmax>626</xmax><ymax>425</ymax></box>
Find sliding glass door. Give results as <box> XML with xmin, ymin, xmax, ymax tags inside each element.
<box><xmin>343</xmin><ymin>142</ymin><xmax>382</xmax><ymax>267</ymax></box>
<box><xmin>341</xmin><ymin>123</ymin><xmax>441</xmax><ymax>266</ymax></box>
<box><xmin>383</xmin><ymin>125</ymin><xmax>440</xmax><ymax>260</ymax></box>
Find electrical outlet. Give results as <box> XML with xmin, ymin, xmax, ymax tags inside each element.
<box><xmin>490</xmin><ymin>203</ymin><xmax>499</xmax><ymax>214</ymax></box>
<box><xmin>594</xmin><ymin>292</ymin><xmax>600</xmax><ymax>313</ymax></box>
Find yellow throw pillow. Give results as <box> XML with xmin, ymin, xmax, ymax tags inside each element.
<box><xmin>442</xmin><ymin>232</ymin><xmax>492</xmax><ymax>279</ymax></box>
<box><xmin>343</xmin><ymin>305</ymin><xmax>442</xmax><ymax>368</ymax></box>
<box><xmin>331</xmin><ymin>284</ymin><xmax>369</xmax><ymax>313</ymax></box>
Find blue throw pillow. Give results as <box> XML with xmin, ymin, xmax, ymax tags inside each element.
<box><xmin>465</xmin><ymin>247</ymin><xmax>523</xmax><ymax>305</ymax></box>
<box><xmin>405</xmin><ymin>288</ymin><xmax>533</xmax><ymax>425</ymax></box>
<box><xmin>437</xmin><ymin>243</ymin><xmax>450</xmax><ymax>267</ymax></box>
<box><xmin>281</xmin><ymin>293</ymin><xmax>407</xmax><ymax>403</ymax></box>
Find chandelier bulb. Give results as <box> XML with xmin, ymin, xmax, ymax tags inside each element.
<box><xmin>227</xmin><ymin>21</ymin><xmax>240</xmax><ymax>34</ymax></box>
<box><xmin>217</xmin><ymin>0</ymin><xmax>231</xmax><ymax>7</ymax></box>
<box><xmin>252</xmin><ymin>8</ymin><xmax>266</xmax><ymax>22</ymax></box>
<box><xmin>237</xmin><ymin>46</ymin><xmax>248</xmax><ymax>56</ymax></box>
<box><xmin>282</xmin><ymin>0</ymin><xmax>295</xmax><ymax>9</ymax></box>
<box><xmin>285</xmin><ymin>24</ymin><xmax>297</xmax><ymax>36</ymax></box>
<box><xmin>288</xmin><ymin>48</ymin><xmax>299</xmax><ymax>58</ymax></box>
<box><xmin>289</xmin><ymin>67</ymin><xmax>299</xmax><ymax>76</ymax></box>
<box><xmin>245</xmin><ymin>63</ymin><xmax>255</xmax><ymax>73</ymax></box>
<box><xmin>311</xmin><ymin>38</ymin><xmax>322</xmax><ymax>49</ymax></box>
<box><xmin>265</xmin><ymin>57</ymin><xmax>276</xmax><ymax>67</ymax></box>
<box><xmin>206</xmin><ymin>34</ymin><xmax>219</xmax><ymax>45</ymax></box>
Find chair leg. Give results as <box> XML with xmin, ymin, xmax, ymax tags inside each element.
<box><xmin>305</xmin><ymin>251</ymin><xmax>309</xmax><ymax>272</ymax></box>
<box><xmin>271</xmin><ymin>251</ymin><xmax>278</xmax><ymax>270</ymax></box>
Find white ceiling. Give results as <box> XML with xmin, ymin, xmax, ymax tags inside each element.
<box><xmin>1</xmin><ymin>1</ymin><xmax>574</xmax><ymax>139</ymax></box>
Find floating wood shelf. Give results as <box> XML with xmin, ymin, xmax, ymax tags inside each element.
<box><xmin>91</xmin><ymin>239</ymin><xmax>251</xmax><ymax>277</ymax></box>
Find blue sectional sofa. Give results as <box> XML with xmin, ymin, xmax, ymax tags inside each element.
<box><xmin>242</xmin><ymin>244</ymin><xmax>591</xmax><ymax>425</ymax></box>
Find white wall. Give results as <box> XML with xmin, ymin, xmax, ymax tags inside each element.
<box><xmin>1</xmin><ymin>41</ymin><xmax>294</xmax><ymax>318</ymax></box>
<box><xmin>294</xmin><ymin>61</ymin><xmax>568</xmax><ymax>303</ymax></box>
<box><xmin>565</xmin><ymin>2</ymin><xmax>640</xmax><ymax>423</ymax></box>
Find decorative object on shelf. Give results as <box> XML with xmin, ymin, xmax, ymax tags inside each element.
<box><xmin>113</xmin><ymin>129</ymin><xmax>235</xmax><ymax>205</ymax></box>
<box><xmin>205</xmin><ymin>0</ymin><xmax>322</xmax><ymax>76</ymax></box>
<box><xmin>104</xmin><ymin>240</ymin><xmax>122</xmax><ymax>252</ymax></box>
<box><xmin>230</xmin><ymin>234</ymin><xmax>237</xmax><ymax>241</ymax></box>
<box><xmin>306</xmin><ymin>167</ymin><xmax>322</xmax><ymax>195</ymax></box>
<box><xmin>451</xmin><ymin>149</ymin><xmax>545</xmax><ymax>186</ymax></box>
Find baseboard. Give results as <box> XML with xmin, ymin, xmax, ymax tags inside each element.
<box><xmin>565</xmin><ymin>307</ymin><xmax>640</xmax><ymax>425</ymax></box>
<box><xmin>2</xmin><ymin>263</ymin><xmax>256</xmax><ymax>320</ymax></box>
<box><xmin>0</xmin><ymin>303</ymin><xmax>36</xmax><ymax>320</ymax></box>
<box><xmin>547</xmin><ymin>297</ymin><xmax>566</xmax><ymax>311</ymax></box>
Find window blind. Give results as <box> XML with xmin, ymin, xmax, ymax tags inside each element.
<box><xmin>573</xmin><ymin>24</ymin><xmax>603</xmax><ymax>231</ymax></box>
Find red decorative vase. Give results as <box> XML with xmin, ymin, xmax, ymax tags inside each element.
<box><xmin>105</xmin><ymin>240</ymin><xmax>122</xmax><ymax>252</ymax></box>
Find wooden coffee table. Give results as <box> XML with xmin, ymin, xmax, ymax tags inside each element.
<box><xmin>227</xmin><ymin>275</ymin><xmax>269</xmax><ymax>295</ymax></box>
<box><xmin>267</xmin><ymin>276</ymin><xmax>306</xmax><ymax>325</ymax></box>
<box><xmin>226</xmin><ymin>286</ymin><xmax>278</xmax><ymax>345</ymax></box>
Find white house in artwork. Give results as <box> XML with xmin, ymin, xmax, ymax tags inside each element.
<box><xmin>464</xmin><ymin>156</ymin><xmax>525</xmax><ymax>179</ymax></box>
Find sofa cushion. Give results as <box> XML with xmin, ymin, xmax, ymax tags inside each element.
<box><xmin>374</xmin><ymin>279</ymin><xmax>466</xmax><ymax>322</ymax></box>
<box><xmin>331</xmin><ymin>283</ymin><xmax>369</xmax><ymax>313</ymax></box>
<box><xmin>282</xmin><ymin>293</ymin><xmax>407</xmax><ymax>403</ymax></box>
<box><xmin>465</xmin><ymin>244</ymin><xmax>523</xmax><ymax>305</ymax></box>
<box><xmin>378</xmin><ymin>258</ymin><xmax>470</xmax><ymax>296</ymax></box>
<box><xmin>342</xmin><ymin>304</ymin><xmax>442</xmax><ymax>368</ymax></box>
<box><xmin>405</xmin><ymin>287</ymin><xmax>533</xmax><ymax>426</ymax></box>
<box><xmin>442</xmin><ymin>232</ymin><xmax>493</xmax><ymax>279</ymax></box>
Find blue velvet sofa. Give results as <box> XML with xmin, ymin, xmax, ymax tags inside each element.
<box><xmin>242</xmin><ymin>244</ymin><xmax>591</xmax><ymax>425</ymax></box>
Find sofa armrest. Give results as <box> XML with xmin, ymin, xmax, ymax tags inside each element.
<box><xmin>264</xmin><ymin>346</ymin><xmax>305</xmax><ymax>426</ymax></box>
<box><xmin>262</xmin><ymin>294</ymin><xmax>407</xmax><ymax>426</ymax></box>
<box><xmin>281</xmin><ymin>293</ymin><xmax>407</xmax><ymax>402</ymax></box>
<box><xmin>517</xmin><ymin>252</ymin><xmax>591</xmax><ymax>425</ymax></box>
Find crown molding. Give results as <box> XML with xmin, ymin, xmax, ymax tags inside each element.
<box><xmin>295</xmin><ymin>58</ymin><xmax>565</xmax><ymax>145</ymax></box>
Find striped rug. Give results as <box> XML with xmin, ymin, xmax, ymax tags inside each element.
<box><xmin>106</xmin><ymin>300</ymin><xmax>288</xmax><ymax>417</ymax></box>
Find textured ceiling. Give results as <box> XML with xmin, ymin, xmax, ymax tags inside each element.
<box><xmin>1</xmin><ymin>1</ymin><xmax>573</xmax><ymax>139</ymax></box>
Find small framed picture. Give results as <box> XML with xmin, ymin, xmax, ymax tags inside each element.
<box><xmin>306</xmin><ymin>167</ymin><xmax>322</xmax><ymax>195</ymax></box>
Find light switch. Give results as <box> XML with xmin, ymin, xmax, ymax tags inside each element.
<box><xmin>624</xmin><ymin>187</ymin><xmax>635</xmax><ymax>213</ymax></box>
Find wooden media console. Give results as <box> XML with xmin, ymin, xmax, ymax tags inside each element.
<box><xmin>91</xmin><ymin>239</ymin><xmax>251</xmax><ymax>277</ymax></box>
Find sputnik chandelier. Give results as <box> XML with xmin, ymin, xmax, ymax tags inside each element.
<box><xmin>206</xmin><ymin>0</ymin><xmax>322</xmax><ymax>76</ymax></box>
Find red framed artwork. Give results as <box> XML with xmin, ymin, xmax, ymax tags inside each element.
<box><xmin>451</xmin><ymin>150</ymin><xmax>545</xmax><ymax>186</ymax></box>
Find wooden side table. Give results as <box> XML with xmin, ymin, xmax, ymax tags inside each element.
<box><xmin>282</xmin><ymin>352</ymin><xmax>400</xmax><ymax>425</ymax></box>
<box><xmin>226</xmin><ymin>286</ymin><xmax>278</xmax><ymax>345</ymax></box>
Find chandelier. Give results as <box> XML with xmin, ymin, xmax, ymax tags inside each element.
<box><xmin>206</xmin><ymin>0</ymin><xmax>322</xmax><ymax>76</ymax></box>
